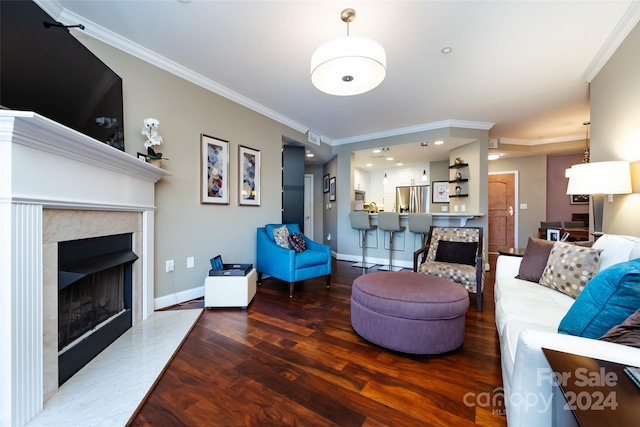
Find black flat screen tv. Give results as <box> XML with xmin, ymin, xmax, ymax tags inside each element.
<box><xmin>0</xmin><ymin>0</ymin><xmax>125</xmax><ymax>150</ymax></box>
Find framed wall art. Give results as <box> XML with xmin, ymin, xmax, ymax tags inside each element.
<box><xmin>329</xmin><ymin>176</ymin><xmax>336</xmax><ymax>201</ymax></box>
<box><xmin>201</xmin><ymin>134</ymin><xmax>230</xmax><ymax>204</ymax></box>
<box><xmin>432</xmin><ymin>181</ymin><xmax>449</xmax><ymax>203</ymax></box>
<box><xmin>323</xmin><ymin>174</ymin><xmax>330</xmax><ymax>193</ymax></box>
<box><xmin>238</xmin><ymin>145</ymin><xmax>260</xmax><ymax>206</ymax></box>
<box><xmin>570</xmin><ymin>194</ymin><xmax>589</xmax><ymax>205</ymax></box>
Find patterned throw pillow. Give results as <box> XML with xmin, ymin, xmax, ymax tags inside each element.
<box><xmin>273</xmin><ymin>225</ymin><xmax>290</xmax><ymax>249</ymax></box>
<box><xmin>538</xmin><ymin>242</ymin><xmax>601</xmax><ymax>299</ymax></box>
<box><xmin>288</xmin><ymin>233</ymin><xmax>306</xmax><ymax>253</ymax></box>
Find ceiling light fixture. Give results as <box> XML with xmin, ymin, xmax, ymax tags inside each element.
<box><xmin>383</xmin><ymin>172</ymin><xmax>388</xmax><ymax>184</ymax></box>
<box><xmin>488</xmin><ymin>154</ymin><xmax>501</xmax><ymax>161</ymax></box>
<box><xmin>434</xmin><ymin>140</ymin><xmax>444</xmax><ymax>145</ymax></box>
<box><xmin>311</xmin><ymin>8</ymin><xmax>386</xmax><ymax>96</ymax></box>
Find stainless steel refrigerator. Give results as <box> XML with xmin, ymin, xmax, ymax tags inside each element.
<box><xmin>396</xmin><ymin>185</ymin><xmax>429</xmax><ymax>213</ymax></box>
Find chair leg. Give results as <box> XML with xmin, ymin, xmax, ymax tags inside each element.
<box><xmin>257</xmin><ymin>271</ymin><xmax>262</xmax><ymax>286</ymax></box>
<box><xmin>325</xmin><ymin>274</ymin><xmax>331</xmax><ymax>289</ymax></box>
<box><xmin>288</xmin><ymin>282</ymin><xmax>295</xmax><ymax>298</ymax></box>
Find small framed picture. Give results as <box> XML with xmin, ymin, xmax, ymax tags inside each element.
<box><xmin>201</xmin><ymin>134</ymin><xmax>230</xmax><ymax>205</ymax></box>
<box><xmin>432</xmin><ymin>181</ymin><xmax>449</xmax><ymax>203</ymax></box>
<box><xmin>329</xmin><ymin>176</ymin><xmax>336</xmax><ymax>201</ymax></box>
<box><xmin>570</xmin><ymin>194</ymin><xmax>589</xmax><ymax>205</ymax></box>
<box><xmin>323</xmin><ymin>174</ymin><xmax>330</xmax><ymax>193</ymax></box>
<box><xmin>238</xmin><ymin>145</ymin><xmax>260</xmax><ymax>206</ymax></box>
<box><xmin>546</xmin><ymin>228</ymin><xmax>560</xmax><ymax>241</ymax></box>
<box><xmin>137</xmin><ymin>152</ymin><xmax>148</xmax><ymax>162</ymax></box>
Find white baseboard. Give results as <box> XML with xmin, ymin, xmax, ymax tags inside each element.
<box><xmin>154</xmin><ymin>285</ymin><xmax>204</xmax><ymax>310</ymax></box>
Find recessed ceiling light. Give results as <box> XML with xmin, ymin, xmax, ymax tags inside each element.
<box><xmin>386</xmin><ymin>157</ymin><xmax>394</xmax><ymax>161</ymax></box>
<box><xmin>434</xmin><ymin>140</ymin><xmax>444</xmax><ymax>145</ymax></box>
<box><xmin>396</xmin><ymin>162</ymin><xmax>403</xmax><ymax>166</ymax></box>
<box><xmin>306</xmin><ymin>153</ymin><xmax>314</xmax><ymax>158</ymax></box>
<box><xmin>488</xmin><ymin>153</ymin><xmax>502</xmax><ymax>161</ymax></box>
<box><xmin>366</xmin><ymin>163</ymin><xmax>373</xmax><ymax>167</ymax></box>
<box><xmin>441</xmin><ymin>47</ymin><xmax>452</xmax><ymax>54</ymax></box>
<box><xmin>373</xmin><ymin>149</ymin><xmax>381</xmax><ymax>153</ymax></box>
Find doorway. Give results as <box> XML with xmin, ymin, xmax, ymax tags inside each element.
<box><xmin>304</xmin><ymin>174</ymin><xmax>314</xmax><ymax>240</ymax></box>
<box><xmin>488</xmin><ymin>172</ymin><xmax>517</xmax><ymax>252</ymax></box>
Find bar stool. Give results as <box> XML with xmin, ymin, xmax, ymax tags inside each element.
<box><xmin>409</xmin><ymin>213</ymin><xmax>433</xmax><ymax>247</ymax></box>
<box><xmin>377</xmin><ymin>212</ymin><xmax>406</xmax><ymax>271</ymax></box>
<box><xmin>349</xmin><ymin>211</ymin><xmax>377</xmax><ymax>274</ymax></box>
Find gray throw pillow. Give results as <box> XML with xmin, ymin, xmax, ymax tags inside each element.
<box><xmin>516</xmin><ymin>238</ymin><xmax>555</xmax><ymax>282</ymax></box>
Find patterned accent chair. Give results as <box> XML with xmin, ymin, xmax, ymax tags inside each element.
<box><xmin>413</xmin><ymin>226</ymin><xmax>484</xmax><ymax>311</ymax></box>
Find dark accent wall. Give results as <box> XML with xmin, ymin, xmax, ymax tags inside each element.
<box><xmin>282</xmin><ymin>146</ymin><xmax>305</xmax><ymax>230</ymax></box>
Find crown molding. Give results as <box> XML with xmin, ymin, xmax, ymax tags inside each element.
<box><xmin>499</xmin><ymin>133</ymin><xmax>584</xmax><ymax>146</ymax></box>
<box><xmin>582</xmin><ymin>0</ymin><xmax>640</xmax><ymax>82</ymax></box>
<box><xmin>330</xmin><ymin>120</ymin><xmax>495</xmax><ymax>146</ymax></box>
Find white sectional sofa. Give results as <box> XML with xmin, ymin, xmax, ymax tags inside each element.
<box><xmin>494</xmin><ymin>234</ymin><xmax>640</xmax><ymax>426</ymax></box>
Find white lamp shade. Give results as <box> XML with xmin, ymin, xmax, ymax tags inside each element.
<box><xmin>566</xmin><ymin>161</ymin><xmax>632</xmax><ymax>195</ymax></box>
<box><xmin>311</xmin><ymin>36</ymin><xmax>386</xmax><ymax>96</ymax></box>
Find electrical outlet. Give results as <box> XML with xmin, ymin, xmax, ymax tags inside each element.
<box><xmin>166</xmin><ymin>260</ymin><xmax>174</xmax><ymax>272</ymax></box>
<box><xmin>454</xmin><ymin>205</ymin><xmax>459</xmax><ymax>212</ymax></box>
<box><xmin>461</xmin><ymin>204</ymin><xmax>466</xmax><ymax>212</ymax></box>
<box><xmin>187</xmin><ymin>257</ymin><xmax>194</xmax><ymax>269</ymax></box>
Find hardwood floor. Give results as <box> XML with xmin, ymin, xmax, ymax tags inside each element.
<box><xmin>128</xmin><ymin>256</ymin><xmax>506</xmax><ymax>426</ymax></box>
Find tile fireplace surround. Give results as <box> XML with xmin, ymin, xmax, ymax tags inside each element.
<box><xmin>0</xmin><ymin>111</ymin><xmax>170</xmax><ymax>426</ymax></box>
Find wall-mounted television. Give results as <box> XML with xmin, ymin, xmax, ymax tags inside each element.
<box><xmin>0</xmin><ymin>0</ymin><xmax>125</xmax><ymax>150</ymax></box>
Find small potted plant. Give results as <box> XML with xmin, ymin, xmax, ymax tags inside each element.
<box><xmin>141</xmin><ymin>118</ymin><xmax>168</xmax><ymax>167</ymax></box>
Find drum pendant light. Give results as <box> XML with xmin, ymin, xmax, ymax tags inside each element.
<box><xmin>311</xmin><ymin>8</ymin><xmax>386</xmax><ymax>96</ymax></box>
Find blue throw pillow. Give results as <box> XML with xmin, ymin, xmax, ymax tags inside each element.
<box><xmin>558</xmin><ymin>258</ymin><xmax>640</xmax><ymax>339</ymax></box>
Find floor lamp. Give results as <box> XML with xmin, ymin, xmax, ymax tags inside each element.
<box><xmin>566</xmin><ymin>161</ymin><xmax>632</xmax><ymax>238</ymax></box>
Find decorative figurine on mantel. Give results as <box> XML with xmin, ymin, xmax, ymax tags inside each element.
<box><xmin>455</xmin><ymin>185</ymin><xmax>462</xmax><ymax>196</ymax></box>
<box><xmin>455</xmin><ymin>172</ymin><xmax>462</xmax><ymax>181</ymax></box>
<box><xmin>142</xmin><ymin>117</ymin><xmax>169</xmax><ymax>167</ymax></box>
<box><xmin>454</xmin><ymin>157</ymin><xmax>463</xmax><ymax>165</ymax></box>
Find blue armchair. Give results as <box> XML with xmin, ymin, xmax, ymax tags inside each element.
<box><xmin>256</xmin><ymin>224</ymin><xmax>332</xmax><ymax>297</ymax></box>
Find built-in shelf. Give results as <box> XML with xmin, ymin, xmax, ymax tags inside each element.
<box><xmin>448</xmin><ymin>163</ymin><xmax>469</xmax><ymax>169</ymax></box>
<box><xmin>448</xmin><ymin>178</ymin><xmax>469</xmax><ymax>183</ymax></box>
<box><xmin>449</xmin><ymin>194</ymin><xmax>469</xmax><ymax>198</ymax></box>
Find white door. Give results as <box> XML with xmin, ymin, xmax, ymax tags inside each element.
<box><xmin>304</xmin><ymin>174</ymin><xmax>314</xmax><ymax>239</ymax></box>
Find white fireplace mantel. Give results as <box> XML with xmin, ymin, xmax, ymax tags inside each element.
<box><xmin>0</xmin><ymin>111</ymin><xmax>169</xmax><ymax>427</ymax></box>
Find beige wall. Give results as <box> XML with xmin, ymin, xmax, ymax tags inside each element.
<box><xmin>591</xmin><ymin>21</ymin><xmax>640</xmax><ymax>237</ymax></box>
<box><xmin>74</xmin><ymin>34</ymin><xmax>313</xmax><ymax>303</ymax></box>
<box><xmin>489</xmin><ymin>155</ymin><xmax>547</xmax><ymax>247</ymax></box>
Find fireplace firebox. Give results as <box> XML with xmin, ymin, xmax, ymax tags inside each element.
<box><xmin>58</xmin><ymin>233</ymin><xmax>138</xmax><ymax>385</ymax></box>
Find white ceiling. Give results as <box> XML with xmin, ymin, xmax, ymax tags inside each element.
<box><xmin>43</xmin><ymin>0</ymin><xmax>638</xmax><ymax>169</ymax></box>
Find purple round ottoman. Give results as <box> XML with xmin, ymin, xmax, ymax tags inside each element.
<box><xmin>351</xmin><ymin>271</ymin><xmax>469</xmax><ymax>354</ymax></box>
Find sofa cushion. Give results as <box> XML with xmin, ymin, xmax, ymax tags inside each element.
<box><xmin>599</xmin><ymin>309</ymin><xmax>640</xmax><ymax>348</ymax></box>
<box><xmin>495</xmin><ymin>277</ymin><xmax>574</xmax><ymax>336</ymax></box>
<box><xmin>592</xmin><ymin>234</ymin><xmax>640</xmax><ymax>271</ymax></box>
<box><xmin>272</xmin><ymin>225</ymin><xmax>290</xmax><ymax>249</ymax></box>
<box><xmin>516</xmin><ymin>238</ymin><xmax>555</xmax><ymax>282</ymax></box>
<box><xmin>538</xmin><ymin>242</ymin><xmax>601</xmax><ymax>299</ymax></box>
<box><xmin>558</xmin><ymin>258</ymin><xmax>640</xmax><ymax>339</ymax></box>
<box><xmin>434</xmin><ymin>240</ymin><xmax>477</xmax><ymax>266</ymax></box>
<box><xmin>288</xmin><ymin>232</ymin><xmax>306</xmax><ymax>253</ymax></box>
